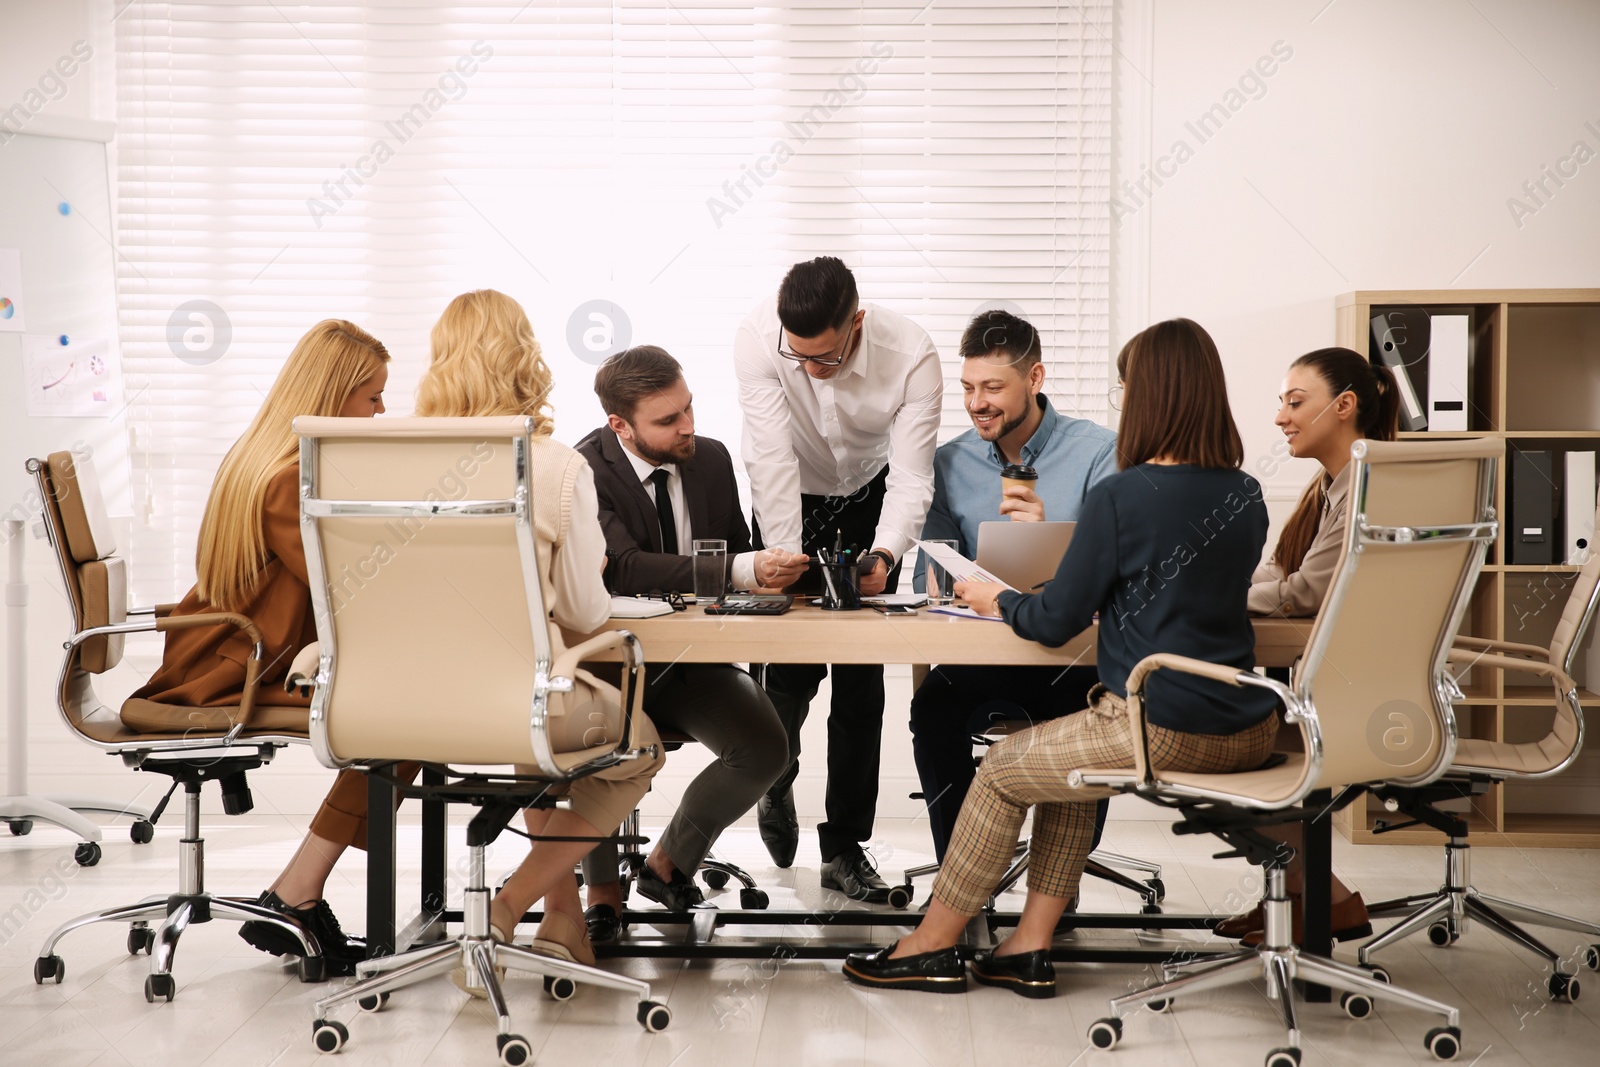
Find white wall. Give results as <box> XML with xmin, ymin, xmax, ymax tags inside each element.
<box><xmin>6</xmin><ymin>1</ymin><xmax>1600</xmax><ymax>835</ymax></box>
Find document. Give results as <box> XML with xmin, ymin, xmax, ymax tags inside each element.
<box><xmin>608</xmin><ymin>596</ymin><xmax>676</xmax><ymax>619</ymax></box>
<box><xmin>928</xmin><ymin>604</ymin><xmax>1007</xmax><ymax>622</ymax></box>
<box><xmin>914</xmin><ymin>539</ymin><xmax>1014</xmax><ymax>589</ymax></box>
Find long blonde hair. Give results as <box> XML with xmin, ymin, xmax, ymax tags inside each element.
<box><xmin>415</xmin><ymin>289</ymin><xmax>554</xmax><ymax>433</ymax></box>
<box><xmin>195</xmin><ymin>319</ymin><xmax>390</xmax><ymax>610</ymax></box>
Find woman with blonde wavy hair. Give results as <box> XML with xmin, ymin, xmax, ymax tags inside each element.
<box><xmin>244</xmin><ymin>290</ymin><xmax>661</xmax><ymax>988</ymax></box>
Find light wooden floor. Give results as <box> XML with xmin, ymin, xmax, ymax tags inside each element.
<box><xmin>3</xmin><ymin>812</ymin><xmax>1599</xmax><ymax>1067</ymax></box>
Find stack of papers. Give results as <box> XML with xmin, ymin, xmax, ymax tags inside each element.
<box><xmin>608</xmin><ymin>596</ymin><xmax>676</xmax><ymax>619</ymax></box>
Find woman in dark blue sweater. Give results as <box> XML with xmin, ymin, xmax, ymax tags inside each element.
<box><xmin>845</xmin><ymin>318</ymin><xmax>1279</xmax><ymax>998</ymax></box>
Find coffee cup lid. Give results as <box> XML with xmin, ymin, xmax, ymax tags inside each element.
<box><xmin>1000</xmin><ymin>463</ymin><xmax>1038</xmax><ymax>480</ymax></box>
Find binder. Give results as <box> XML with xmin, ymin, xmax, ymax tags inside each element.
<box><xmin>1370</xmin><ymin>311</ymin><xmax>1428</xmax><ymax>432</ymax></box>
<box><xmin>1428</xmin><ymin>314</ymin><xmax>1469</xmax><ymax>431</ymax></box>
<box><xmin>1510</xmin><ymin>450</ymin><xmax>1556</xmax><ymax>565</ymax></box>
<box><xmin>1565</xmin><ymin>450</ymin><xmax>1597</xmax><ymax>565</ymax></box>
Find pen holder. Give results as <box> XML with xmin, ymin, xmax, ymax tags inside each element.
<box><xmin>817</xmin><ymin>561</ymin><xmax>862</xmax><ymax>611</ymax></box>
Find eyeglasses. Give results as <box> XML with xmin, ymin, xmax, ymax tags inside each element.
<box><xmin>777</xmin><ymin>317</ymin><xmax>858</xmax><ymax>367</ymax></box>
<box><xmin>642</xmin><ymin>590</ymin><xmax>688</xmax><ymax>611</ymax></box>
<box><xmin>1108</xmin><ymin>384</ymin><xmax>1124</xmax><ymax>411</ymax></box>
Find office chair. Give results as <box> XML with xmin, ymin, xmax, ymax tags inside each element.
<box><xmin>26</xmin><ymin>451</ymin><xmax>325</xmax><ymax>1002</ymax></box>
<box><xmin>291</xmin><ymin>416</ymin><xmax>671</xmax><ymax>1063</ymax></box>
<box><xmin>1079</xmin><ymin>437</ymin><xmax>1502</xmax><ymax>1067</ymax></box>
<box><xmin>1359</xmin><ymin>497</ymin><xmax>1600</xmax><ymax>999</ymax></box>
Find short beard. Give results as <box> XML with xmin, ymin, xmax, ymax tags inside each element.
<box><xmin>973</xmin><ymin>407</ymin><xmax>1027</xmax><ymax>442</ymax></box>
<box><xmin>632</xmin><ymin>433</ymin><xmax>695</xmax><ymax>465</ymax></box>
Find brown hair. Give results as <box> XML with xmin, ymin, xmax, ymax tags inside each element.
<box><xmin>1271</xmin><ymin>347</ymin><xmax>1401</xmax><ymax>575</ymax></box>
<box><xmin>959</xmin><ymin>308</ymin><xmax>1041</xmax><ymax>371</ymax></box>
<box><xmin>593</xmin><ymin>345</ymin><xmax>685</xmax><ymax>422</ymax></box>
<box><xmin>1113</xmin><ymin>317</ymin><xmax>1244</xmax><ymax>470</ymax></box>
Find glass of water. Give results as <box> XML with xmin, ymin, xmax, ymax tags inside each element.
<box><xmin>923</xmin><ymin>539</ymin><xmax>958</xmax><ymax>605</ymax></box>
<box><xmin>693</xmin><ymin>539</ymin><xmax>728</xmax><ymax>603</ymax></box>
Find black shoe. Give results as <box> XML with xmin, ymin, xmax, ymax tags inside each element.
<box><xmin>584</xmin><ymin>903</ymin><xmax>628</xmax><ymax>944</ymax></box>
<box><xmin>821</xmin><ymin>847</ymin><xmax>891</xmax><ymax>905</ymax></box>
<box><xmin>970</xmin><ymin>948</ymin><xmax>1057</xmax><ymax>999</ymax></box>
<box><xmin>843</xmin><ymin>942</ymin><xmax>967</xmax><ymax>993</ymax></box>
<box><xmin>239</xmin><ymin>892</ymin><xmax>365</xmax><ymax>977</ymax></box>
<box><xmin>635</xmin><ymin>865</ymin><xmax>705</xmax><ymax>912</ymax></box>
<box><xmin>756</xmin><ymin>788</ymin><xmax>799</xmax><ymax>868</ymax></box>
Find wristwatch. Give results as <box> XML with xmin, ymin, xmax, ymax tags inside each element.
<box><xmin>866</xmin><ymin>548</ymin><xmax>895</xmax><ymax>573</ymax></box>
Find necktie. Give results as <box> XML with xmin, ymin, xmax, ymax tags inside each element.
<box><xmin>649</xmin><ymin>468</ymin><xmax>679</xmax><ymax>555</ymax></box>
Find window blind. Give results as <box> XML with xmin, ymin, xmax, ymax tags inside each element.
<box><xmin>114</xmin><ymin>1</ymin><xmax>1111</xmax><ymax>602</ymax></box>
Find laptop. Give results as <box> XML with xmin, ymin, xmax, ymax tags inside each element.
<box><xmin>975</xmin><ymin>521</ymin><xmax>1075</xmax><ymax>591</ymax></box>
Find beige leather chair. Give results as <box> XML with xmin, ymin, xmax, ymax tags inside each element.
<box><xmin>26</xmin><ymin>451</ymin><xmax>323</xmax><ymax>1003</ymax></box>
<box><xmin>1078</xmin><ymin>438</ymin><xmax>1502</xmax><ymax>1067</ymax></box>
<box><xmin>1359</xmin><ymin>496</ymin><xmax>1600</xmax><ymax>997</ymax></box>
<box><xmin>290</xmin><ymin>416</ymin><xmax>670</xmax><ymax>1063</ymax></box>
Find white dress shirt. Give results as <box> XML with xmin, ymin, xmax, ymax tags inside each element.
<box><xmin>619</xmin><ymin>440</ymin><xmax>759</xmax><ymax>591</ymax></box>
<box><xmin>734</xmin><ymin>296</ymin><xmax>943</xmax><ymax>561</ymax></box>
<box><xmin>552</xmin><ymin>464</ymin><xmax>614</xmax><ymax>633</ymax></box>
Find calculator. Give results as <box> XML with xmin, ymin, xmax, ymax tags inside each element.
<box><xmin>703</xmin><ymin>594</ymin><xmax>794</xmax><ymax>616</ymax></box>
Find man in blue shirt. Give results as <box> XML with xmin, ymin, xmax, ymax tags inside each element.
<box><xmin>913</xmin><ymin>309</ymin><xmax>1117</xmax><ymax>860</ymax></box>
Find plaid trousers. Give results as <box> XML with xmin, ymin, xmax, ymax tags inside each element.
<box><xmin>930</xmin><ymin>684</ymin><xmax>1279</xmax><ymax>914</ymax></box>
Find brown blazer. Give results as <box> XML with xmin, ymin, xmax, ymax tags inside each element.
<box><xmin>132</xmin><ymin>464</ymin><xmax>317</xmax><ymax>708</ymax></box>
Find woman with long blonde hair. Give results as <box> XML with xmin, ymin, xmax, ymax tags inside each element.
<box><xmin>246</xmin><ymin>291</ymin><xmax>661</xmax><ymax>987</ymax></box>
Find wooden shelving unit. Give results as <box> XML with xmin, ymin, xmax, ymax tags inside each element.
<box><xmin>1332</xmin><ymin>289</ymin><xmax>1600</xmax><ymax>848</ymax></box>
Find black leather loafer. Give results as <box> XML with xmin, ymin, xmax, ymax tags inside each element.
<box><xmin>238</xmin><ymin>892</ymin><xmax>364</xmax><ymax>977</ymax></box>
<box><xmin>757</xmin><ymin>788</ymin><xmax>799</xmax><ymax>869</ymax></box>
<box><xmin>821</xmin><ymin>846</ymin><xmax>891</xmax><ymax>905</ymax></box>
<box><xmin>583</xmin><ymin>903</ymin><xmax>628</xmax><ymax>944</ymax></box>
<box><xmin>970</xmin><ymin>948</ymin><xmax>1057</xmax><ymax>999</ymax></box>
<box><xmin>842</xmin><ymin>943</ymin><xmax>967</xmax><ymax>994</ymax></box>
<box><xmin>635</xmin><ymin>865</ymin><xmax>705</xmax><ymax>912</ymax></box>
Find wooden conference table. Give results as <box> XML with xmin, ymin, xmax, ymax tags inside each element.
<box><xmin>366</xmin><ymin>610</ymin><xmax>1332</xmax><ymax>983</ymax></box>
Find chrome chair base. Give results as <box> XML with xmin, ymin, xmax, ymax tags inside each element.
<box><xmin>1361</xmin><ymin>838</ymin><xmax>1600</xmax><ymax>986</ymax></box>
<box><xmin>1088</xmin><ymin>867</ymin><xmax>1464</xmax><ymax>1064</ymax></box>
<box><xmin>312</xmin><ymin>845</ymin><xmax>670</xmax><ymax>1060</ymax></box>
<box><xmin>901</xmin><ymin>842</ymin><xmax>1165</xmax><ymax>912</ymax></box>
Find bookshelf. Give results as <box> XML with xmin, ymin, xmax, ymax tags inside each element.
<box><xmin>1333</xmin><ymin>289</ymin><xmax>1600</xmax><ymax>848</ymax></box>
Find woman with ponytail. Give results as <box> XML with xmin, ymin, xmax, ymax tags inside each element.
<box><xmin>1218</xmin><ymin>346</ymin><xmax>1399</xmax><ymax>947</ymax></box>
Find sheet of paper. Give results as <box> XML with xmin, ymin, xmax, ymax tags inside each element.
<box><xmin>914</xmin><ymin>538</ymin><xmax>1014</xmax><ymax>589</ymax></box>
<box><xmin>22</xmin><ymin>335</ymin><xmax>122</xmax><ymax>416</ymax></box>
<box><xmin>0</xmin><ymin>248</ymin><xmax>26</xmax><ymax>332</ymax></box>
<box><xmin>928</xmin><ymin>604</ymin><xmax>1007</xmax><ymax>622</ymax></box>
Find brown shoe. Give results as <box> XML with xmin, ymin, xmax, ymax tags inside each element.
<box><xmin>1242</xmin><ymin>891</ymin><xmax>1371</xmax><ymax>947</ymax></box>
<box><xmin>1214</xmin><ymin>902</ymin><xmax>1264</xmax><ymax>939</ymax></box>
<box><xmin>530</xmin><ymin>910</ymin><xmax>597</xmax><ymax>968</ymax></box>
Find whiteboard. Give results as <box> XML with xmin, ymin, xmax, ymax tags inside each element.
<box><xmin>0</xmin><ymin>128</ymin><xmax>131</xmax><ymax>524</ymax></box>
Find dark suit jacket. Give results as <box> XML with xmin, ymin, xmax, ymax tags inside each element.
<box><xmin>575</xmin><ymin>426</ymin><xmax>754</xmax><ymax>596</ymax></box>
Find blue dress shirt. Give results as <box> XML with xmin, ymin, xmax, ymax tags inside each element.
<box><xmin>915</xmin><ymin>394</ymin><xmax>1118</xmax><ymax>588</ymax></box>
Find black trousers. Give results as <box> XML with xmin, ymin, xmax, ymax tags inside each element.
<box><xmin>754</xmin><ymin>466</ymin><xmax>901</xmax><ymax>862</ymax></box>
<box><xmin>909</xmin><ymin>663</ymin><xmax>1107</xmax><ymax>862</ymax></box>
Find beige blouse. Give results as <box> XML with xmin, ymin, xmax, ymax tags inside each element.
<box><xmin>1248</xmin><ymin>461</ymin><xmax>1353</xmax><ymax>617</ymax></box>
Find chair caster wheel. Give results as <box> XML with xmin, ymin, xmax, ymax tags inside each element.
<box><xmin>702</xmin><ymin>868</ymin><xmax>730</xmax><ymax>890</ymax></box>
<box><xmin>357</xmin><ymin>991</ymin><xmax>389</xmax><ymax>1012</ymax></box>
<box><xmin>1087</xmin><ymin>1017</ymin><xmax>1121</xmax><ymax>1049</ymax></box>
<box><xmin>1140</xmin><ymin>901</ymin><xmax>1162</xmax><ymax>915</ymax></box>
<box><xmin>1340</xmin><ymin>991</ymin><xmax>1374</xmax><ymax>1019</ymax></box>
<box><xmin>8</xmin><ymin>818</ymin><xmax>33</xmax><ymax>836</ymax></box>
<box><xmin>497</xmin><ymin>1033</ymin><xmax>532</xmax><ymax>1066</ymax></box>
<box><xmin>1145</xmin><ymin>996</ymin><xmax>1172</xmax><ymax>1013</ymax></box>
<box><xmin>74</xmin><ymin>841</ymin><xmax>101</xmax><ymax>867</ymax></box>
<box><xmin>130</xmin><ymin>819</ymin><xmax>155</xmax><ymax>844</ymax></box>
<box><xmin>1548</xmin><ymin>972</ymin><xmax>1580</xmax><ymax>1003</ymax></box>
<box><xmin>544</xmin><ymin>974</ymin><xmax>577</xmax><ymax>1001</ymax></box>
<box><xmin>299</xmin><ymin>955</ymin><xmax>327</xmax><ymax>983</ymax></box>
<box><xmin>1264</xmin><ymin>1047</ymin><xmax>1301</xmax><ymax>1067</ymax></box>
<box><xmin>127</xmin><ymin>924</ymin><xmax>154</xmax><ymax>956</ymax></box>
<box><xmin>740</xmin><ymin>887</ymin><xmax>770</xmax><ymax>909</ymax></box>
<box><xmin>1424</xmin><ymin>1025</ymin><xmax>1461</xmax><ymax>1060</ymax></box>
<box><xmin>144</xmin><ymin>973</ymin><xmax>175</xmax><ymax>1003</ymax></box>
<box><xmin>312</xmin><ymin>1018</ymin><xmax>349</xmax><ymax>1053</ymax></box>
<box><xmin>886</xmin><ymin>884</ymin><xmax>914</xmax><ymax>910</ymax></box>
<box><xmin>1426</xmin><ymin>919</ymin><xmax>1458</xmax><ymax>946</ymax></box>
<box><xmin>1587</xmin><ymin>945</ymin><xmax>1600</xmax><ymax>972</ymax></box>
<box><xmin>33</xmin><ymin>955</ymin><xmax>63</xmax><ymax>985</ymax></box>
<box><xmin>1362</xmin><ymin>963</ymin><xmax>1391</xmax><ymax>984</ymax></box>
<box><xmin>638</xmin><ymin>1000</ymin><xmax>672</xmax><ymax>1032</ymax></box>
<box><xmin>1145</xmin><ymin>877</ymin><xmax>1166</xmax><ymax>902</ymax></box>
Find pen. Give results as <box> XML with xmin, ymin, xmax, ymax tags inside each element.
<box><xmin>1031</xmin><ymin>579</ymin><xmax>1052</xmax><ymax>590</ymax></box>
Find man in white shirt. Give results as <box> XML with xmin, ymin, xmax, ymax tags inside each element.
<box><xmin>734</xmin><ymin>256</ymin><xmax>942</xmax><ymax>902</ymax></box>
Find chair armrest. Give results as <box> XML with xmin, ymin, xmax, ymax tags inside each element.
<box><xmin>153</xmin><ymin>612</ymin><xmax>268</xmax><ymax>728</ymax></box>
<box><xmin>1453</xmin><ymin>634</ymin><xmax>1551</xmax><ymax>660</ymax></box>
<box><xmin>127</xmin><ymin>602</ymin><xmax>181</xmax><ymax>618</ymax></box>
<box><xmin>1446</xmin><ymin>647</ymin><xmax>1575</xmax><ymax>694</ymax></box>
<box><xmin>550</xmin><ymin>629</ymin><xmax>649</xmax><ymax>760</ymax></box>
<box><xmin>285</xmin><ymin>642</ymin><xmax>321</xmax><ymax>696</ymax></box>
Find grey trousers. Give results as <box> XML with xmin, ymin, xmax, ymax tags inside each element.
<box><xmin>581</xmin><ymin>662</ymin><xmax>789</xmax><ymax>886</ymax></box>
